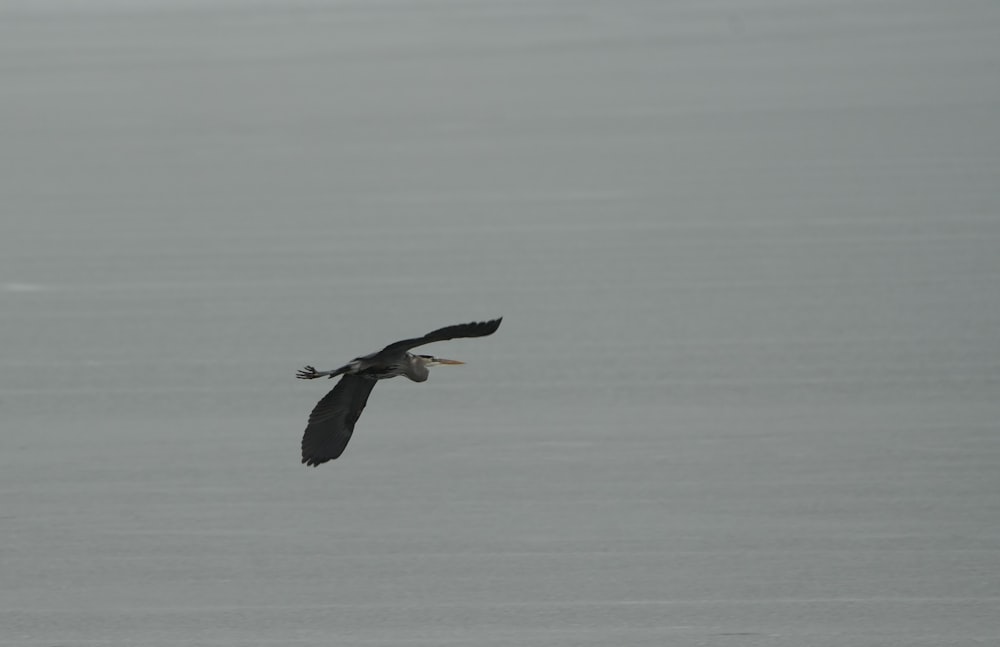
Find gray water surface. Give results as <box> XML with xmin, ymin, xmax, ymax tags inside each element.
<box><xmin>2</xmin><ymin>1</ymin><xmax>999</xmax><ymax>645</ymax></box>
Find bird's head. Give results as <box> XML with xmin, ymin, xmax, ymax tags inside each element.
<box><xmin>416</xmin><ymin>354</ymin><xmax>465</xmax><ymax>367</ymax></box>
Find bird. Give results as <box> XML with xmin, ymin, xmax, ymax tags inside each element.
<box><xmin>295</xmin><ymin>317</ymin><xmax>502</xmax><ymax>466</ymax></box>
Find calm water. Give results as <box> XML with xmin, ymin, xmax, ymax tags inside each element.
<box><xmin>2</xmin><ymin>1</ymin><xmax>999</xmax><ymax>645</ymax></box>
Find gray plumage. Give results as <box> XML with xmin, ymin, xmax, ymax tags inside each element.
<box><xmin>296</xmin><ymin>317</ymin><xmax>502</xmax><ymax>466</ymax></box>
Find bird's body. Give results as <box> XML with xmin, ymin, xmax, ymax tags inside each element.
<box><xmin>296</xmin><ymin>318</ymin><xmax>502</xmax><ymax>466</ymax></box>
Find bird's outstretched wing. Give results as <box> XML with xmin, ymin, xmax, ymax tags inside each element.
<box><xmin>381</xmin><ymin>317</ymin><xmax>503</xmax><ymax>353</ymax></box>
<box><xmin>301</xmin><ymin>375</ymin><xmax>378</xmax><ymax>466</ymax></box>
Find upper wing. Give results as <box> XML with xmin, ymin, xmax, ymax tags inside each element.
<box><xmin>381</xmin><ymin>317</ymin><xmax>502</xmax><ymax>353</ymax></box>
<box><xmin>301</xmin><ymin>374</ymin><xmax>378</xmax><ymax>466</ymax></box>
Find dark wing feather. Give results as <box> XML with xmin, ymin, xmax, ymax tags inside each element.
<box><xmin>381</xmin><ymin>317</ymin><xmax>502</xmax><ymax>353</ymax></box>
<box><xmin>301</xmin><ymin>375</ymin><xmax>377</xmax><ymax>466</ymax></box>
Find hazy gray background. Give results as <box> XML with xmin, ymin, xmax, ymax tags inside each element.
<box><xmin>2</xmin><ymin>1</ymin><xmax>998</xmax><ymax>645</ymax></box>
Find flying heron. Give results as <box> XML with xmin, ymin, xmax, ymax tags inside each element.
<box><xmin>296</xmin><ymin>317</ymin><xmax>502</xmax><ymax>466</ymax></box>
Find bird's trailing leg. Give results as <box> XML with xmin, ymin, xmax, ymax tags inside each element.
<box><xmin>296</xmin><ymin>365</ymin><xmax>335</xmax><ymax>380</ymax></box>
<box><xmin>297</xmin><ymin>362</ymin><xmax>354</xmax><ymax>380</ymax></box>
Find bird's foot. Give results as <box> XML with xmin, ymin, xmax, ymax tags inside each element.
<box><xmin>296</xmin><ymin>365</ymin><xmax>321</xmax><ymax>379</ymax></box>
